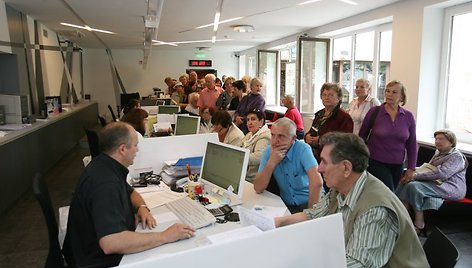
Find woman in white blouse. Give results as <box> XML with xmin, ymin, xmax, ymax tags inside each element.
<box><xmin>240</xmin><ymin>109</ymin><xmax>271</xmax><ymax>182</ymax></box>
<box><xmin>347</xmin><ymin>78</ymin><xmax>381</xmax><ymax>134</ymax></box>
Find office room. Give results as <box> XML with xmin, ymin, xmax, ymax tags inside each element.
<box><xmin>1</xmin><ymin>0</ymin><xmax>471</xmax><ymax>267</ymax></box>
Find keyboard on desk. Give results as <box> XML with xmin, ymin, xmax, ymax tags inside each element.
<box><xmin>165</xmin><ymin>197</ymin><xmax>216</xmax><ymax>229</ymax></box>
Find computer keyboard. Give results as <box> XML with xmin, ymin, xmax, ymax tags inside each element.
<box><xmin>165</xmin><ymin>197</ymin><xmax>216</xmax><ymax>229</ymax></box>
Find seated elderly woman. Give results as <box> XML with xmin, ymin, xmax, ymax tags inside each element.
<box><xmin>199</xmin><ymin>106</ymin><xmax>215</xmax><ymax>134</ymax></box>
<box><xmin>211</xmin><ymin>110</ymin><xmax>244</xmax><ymax>146</ymax></box>
<box><xmin>240</xmin><ymin>109</ymin><xmax>271</xmax><ymax>182</ymax></box>
<box><xmin>396</xmin><ymin>130</ymin><xmax>468</xmax><ymax>234</ymax></box>
<box><xmin>120</xmin><ymin>108</ymin><xmax>149</xmax><ymax>141</ymax></box>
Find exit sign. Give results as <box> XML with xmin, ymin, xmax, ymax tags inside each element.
<box><xmin>189</xmin><ymin>60</ymin><xmax>212</xmax><ymax>67</ymax></box>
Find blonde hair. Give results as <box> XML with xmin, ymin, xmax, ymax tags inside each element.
<box><xmin>385</xmin><ymin>80</ymin><xmax>407</xmax><ymax>106</ymax></box>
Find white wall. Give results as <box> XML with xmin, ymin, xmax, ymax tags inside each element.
<box><xmin>83</xmin><ymin>48</ymin><xmax>239</xmax><ymax>118</ymax></box>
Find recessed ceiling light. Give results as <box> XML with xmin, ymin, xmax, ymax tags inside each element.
<box><xmin>233</xmin><ymin>25</ymin><xmax>255</xmax><ymax>33</ymax></box>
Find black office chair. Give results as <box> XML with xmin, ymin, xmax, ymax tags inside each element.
<box><xmin>97</xmin><ymin>115</ymin><xmax>107</xmax><ymax>127</ymax></box>
<box><xmin>107</xmin><ymin>105</ymin><xmax>117</xmax><ymax>122</ymax></box>
<box><xmin>83</xmin><ymin>127</ymin><xmax>100</xmax><ymax>158</ymax></box>
<box><xmin>423</xmin><ymin>227</ymin><xmax>459</xmax><ymax>268</ymax></box>
<box><xmin>32</xmin><ymin>173</ymin><xmax>68</xmax><ymax>268</ymax></box>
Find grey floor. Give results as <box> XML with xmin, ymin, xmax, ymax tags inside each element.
<box><xmin>0</xmin><ymin>143</ymin><xmax>471</xmax><ymax>267</ymax></box>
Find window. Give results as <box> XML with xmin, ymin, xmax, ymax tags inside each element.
<box><xmin>441</xmin><ymin>5</ymin><xmax>472</xmax><ymax>143</ymax></box>
<box><xmin>331</xmin><ymin>27</ymin><xmax>392</xmax><ymax>106</ymax></box>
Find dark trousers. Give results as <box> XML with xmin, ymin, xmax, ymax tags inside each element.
<box><xmin>367</xmin><ymin>158</ymin><xmax>404</xmax><ymax>191</ymax></box>
<box><xmin>296</xmin><ymin>130</ymin><xmax>305</xmax><ymax>140</ymax></box>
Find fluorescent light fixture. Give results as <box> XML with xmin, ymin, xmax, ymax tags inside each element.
<box><xmin>152</xmin><ymin>39</ymin><xmax>232</xmax><ymax>45</ymax></box>
<box><xmin>213</xmin><ymin>12</ymin><xmax>221</xmax><ymax>32</ymax></box>
<box><xmin>212</xmin><ymin>0</ymin><xmax>224</xmax><ymax>43</ymax></box>
<box><xmin>212</xmin><ymin>35</ymin><xmax>217</xmax><ymax>43</ymax></box>
<box><xmin>297</xmin><ymin>0</ymin><xmax>322</xmax><ymax>5</ymax></box>
<box><xmin>339</xmin><ymin>0</ymin><xmax>358</xmax><ymax>5</ymax></box>
<box><xmin>151</xmin><ymin>40</ymin><xmax>178</xmax><ymax>46</ymax></box>
<box><xmin>60</xmin><ymin>22</ymin><xmax>115</xmax><ymax>34</ymax></box>
<box><xmin>196</xmin><ymin>17</ymin><xmax>243</xmax><ymax>30</ymax></box>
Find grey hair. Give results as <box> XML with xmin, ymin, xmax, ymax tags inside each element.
<box><xmin>272</xmin><ymin>117</ymin><xmax>296</xmax><ymax>137</ymax></box>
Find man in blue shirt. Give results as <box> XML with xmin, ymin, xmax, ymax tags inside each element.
<box><xmin>254</xmin><ymin>118</ymin><xmax>323</xmax><ymax>213</ymax></box>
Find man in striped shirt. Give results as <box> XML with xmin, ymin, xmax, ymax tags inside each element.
<box><xmin>275</xmin><ymin>132</ymin><xmax>428</xmax><ymax>267</ymax></box>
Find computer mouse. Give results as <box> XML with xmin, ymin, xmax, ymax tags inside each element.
<box><xmin>224</xmin><ymin>212</ymin><xmax>239</xmax><ymax>222</ymax></box>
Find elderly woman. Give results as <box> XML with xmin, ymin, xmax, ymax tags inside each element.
<box><xmin>305</xmin><ymin>83</ymin><xmax>353</xmax><ymax>162</ymax></box>
<box><xmin>199</xmin><ymin>106</ymin><xmax>215</xmax><ymax>134</ymax></box>
<box><xmin>185</xmin><ymin>92</ymin><xmax>199</xmax><ymax>116</ymax></box>
<box><xmin>211</xmin><ymin>110</ymin><xmax>244</xmax><ymax>146</ymax></box>
<box><xmin>228</xmin><ymin>80</ymin><xmax>247</xmax><ymax>110</ymax></box>
<box><xmin>359</xmin><ymin>80</ymin><xmax>417</xmax><ymax>191</ymax></box>
<box><xmin>396</xmin><ymin>130</ymin><xmax>468</xmax><ymax>234</ymax></box>
<box><xmin>120</xmin><ymin>108</ymin><xmax>149</xmax><ymax>141</ymax></box>
<box><xmin>347</xmin><ymin>78</ymin><xmax>381</xmax><ymax>134</ymax></box>
<box><xmin>234</xmin><ymin>77</ymin><xmax>266</xmax><ymax>134</ymax></box>
<box><xmin>216</xmin><ymin>76</ymin><xmax>235</xmax><ymax>110</ymax></box>
<box><xmin>240</xmin><ymin>109</ymin><xmax>271</xmax><ymax>182</ymax></box>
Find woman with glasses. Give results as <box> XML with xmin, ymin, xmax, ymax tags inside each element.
<box><xmin>240</xmin><ymin>109</ymin><xmax>271</xmax><ymax>182</ymax></box>
<box><xmin>305</xmin><ymin>83</ymin><xmax>353</xmax><ymax>162</ymax></box>
<box><xmin>211</xmin><ymin>110</ymin><xmax>244</xmax><ymax>146</ymax></box>
<box><xmin>198</xmin><ymin>106</ymin><xmax>215</xmax><ymax>134</ymax></box>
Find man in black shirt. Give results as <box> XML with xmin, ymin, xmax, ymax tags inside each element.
<box><xmin>63</xmin><ymin>122</ymin><xmax>195</xmax><ymax>267</ymax></box>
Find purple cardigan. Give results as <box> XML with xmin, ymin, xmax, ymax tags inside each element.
<box><xmin>359</xmin><ymin>104</ymin><xmax>417</xmax><ymax>169</ymax></box>
<box><xmin>235</xmin><ymin>93</ymin><xmax>266</xmax><ymax>117</ymax></box>
<box><xmin>416</xmin><ymin>148</ymin><xmax>467</xmax><ymax>200</ymax></box>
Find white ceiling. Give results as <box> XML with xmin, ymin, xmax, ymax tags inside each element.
<box><xmin>4</xmin><ymin>0</ymin><xmax>401</xmax><ymax>52</ymax></box>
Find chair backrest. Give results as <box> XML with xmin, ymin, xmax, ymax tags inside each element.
<box><xmin>107</xmin><ymin>105</ymin><xmax>117</xmax><ymax>122</ymax></box>
<box><xmin>32</xmin><ymin>173</ymin><xmax>66</xmax><ymax>268</ymax></box>
<box><xmin>423</xmin><ymin>227</ymin><xmax>459</xmax><ymax>268</ymax></box>
<box><xmin>98</xmin><ymin>115</ymin><xmax>107</xmax><ymax>127</ymax></box>
<box><xmin>83</xmin><ymin>127</ymin><xmax>100</xmax><ymax>158</ymax></box>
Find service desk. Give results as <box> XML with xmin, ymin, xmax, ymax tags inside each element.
<box><xmin>119</xmin><ymin>182</ymin><xmax>287</xmax><ymax>265</ymax></box>
<box><xmin>0</xmin><ymin>101</ymin><xmax>98</xmax><ymax>215</ymax></box>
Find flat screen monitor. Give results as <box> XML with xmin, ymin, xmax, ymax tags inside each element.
<box><xmin>155</xmin><ymin>100</ymin><xmax>166</xmax><ymax>106</ymax></box>
<box><xmin>174</xmin><ymin>115</ymin><xmax>201</xmax><ymax>136</ymax></box>
<box><xmin>140</xmin><ymin>98</ymin><xmax>157</xmax><ymax>106</ymax></box>
<box><xmin>199</xmin><ymin>141</ymin><xmax>249</xmax><ymax>200</ymax></box>
<box><xmin>157</xmin><ymin>105</ymin><xmax>180</xmax><ymax>114</ymax></box>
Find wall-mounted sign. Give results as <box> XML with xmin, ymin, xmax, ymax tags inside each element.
<box><xmin>188</xmin><ymin>60</ymin><xmax>212</xmax><ymax>67</ymax></box>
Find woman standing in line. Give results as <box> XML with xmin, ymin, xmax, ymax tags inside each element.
<box><xmin>304</xmin><ymin>83</ymin><xmax>353</xmax><ymax>162</ymax></box>
<box><xmin>234</xmin><ymin>77</ymin><xmax>266</xmax><ymax>134</ymax></box>
<box><xmin>359</xmin><ymin>80</ymin><xmax>417</xmax><ymax>191</ymax></box>
<box><xmin>347</xmin><ymin>78</ymin><xmax>381</xmax><ymax>134</ymax></box>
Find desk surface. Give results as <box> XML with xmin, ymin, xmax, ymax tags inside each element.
<box><xmin>119</xmin><ymin>182</ymin><xmax>287</xmax><ymax>265</ymax></box>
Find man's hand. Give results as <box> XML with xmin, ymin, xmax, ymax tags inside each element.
<box><xmin>135</xmin><ymin>206</ymin><xmax>157</xmax><ymax>229</ymax></box>
<box><xmin>268</xmin><ymin>144</ymin><xmax>289</xmax><ymax>165</ymax></box>
<box><xmin>162</xmin><ymin>223</ymin><xmax>196</xmax><ymax>243</ymax></box>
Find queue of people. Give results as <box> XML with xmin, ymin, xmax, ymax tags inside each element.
<box><xmin>84</xmin><ymin>73</ymin><xmax>468</xmax><ymax>267</ymax></box>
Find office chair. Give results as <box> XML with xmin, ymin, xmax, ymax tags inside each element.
<box><xmin>423</xmin><ymin>227</ymin><xmax>459</xmax><ymax>268</ymax></box>
<box><xmin>97</xmin><ymin>115</ymin><xmax>107</xmax><ymax>127</ymax></box>
<box><xmin>107</xmin><ymin>105</ymin><xmax>117</xmax><ymax>122</ymax></box>
<box><xmin>83</xmin><ymin>127</ymin><xmax>100</xmax><ymax>158</ymax></box>
<box><xmin>32</xmin><ymin>173</ymin><xmax>68</xmax><ymax>268</ymax></box>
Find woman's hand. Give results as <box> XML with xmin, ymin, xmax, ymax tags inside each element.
<box><xmin>305</xmin><ymin>133</ymin><xmax>319</xmax><ymax>145</ymax></box>
<box><xmin>400</xmin><ymin>169</ymin><xmax>415</xmax><ymax>184</ymax></box>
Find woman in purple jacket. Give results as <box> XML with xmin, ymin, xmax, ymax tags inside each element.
<box><xmin>359</xmin><ymin>80</ymin><xmax>416</xmax><ymax>191</ymax></box>
<box><xmin>396</xmin><ymin>130</ymin><xmax>468</xmax><ymax>234</ymax></box>
<box><xmin>234</xmin><ymin>77</ymin><xmax>266</xmax><ymax>134</ymax></box>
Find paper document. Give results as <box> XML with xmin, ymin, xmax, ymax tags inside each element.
<box><xmin>142</xmin><ymin>190</ymin><xmax>186</xmax><ymax>209</ymax></box>
<box><xmin>238</xmin><ymin>206</ymin><xmax>276</xmax><ymax>231</ymax></box>
<box><xmin>205</xmin><ymin>225</ymin><xmax>262</xmax><ymax>245</ymax></box>
<box><xmin>153</xmin><ymin>122</ymin><xmax>172</xmax><ymax>132</ymax></box>
<box><xmin>252</xmin><ymin>205</ymin><xmax>288</xmax><ymax>218</ymax></box>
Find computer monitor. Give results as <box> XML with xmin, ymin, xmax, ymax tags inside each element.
<box><xmin>157</xmin><ymin>105</ymin><xmax>180</xmax><ymax>114</ymax></box>
<box><xmin>199</xmin><ymin>141</ymin><xmax>249</xmax><ymax>204</ymax></box>
<box><xmin>155</xmin><ymin>100</ymin><xmax>166</xmax><ymax>106</ymax></box>
<box><xmin>174</xmin><ymin>115</ymin><xmax>201</xmax><ymax>136</ymax></box>
<box><xmin>140</xmin><ymin>98</ymin><xmax>157</xmax><ymax>106</ymax></box>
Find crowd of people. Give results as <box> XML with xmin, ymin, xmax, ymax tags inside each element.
<box><xmin>65</xmin><ymin>73</ymin><xmax>468</xmax><ymax>267</ymax></box>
